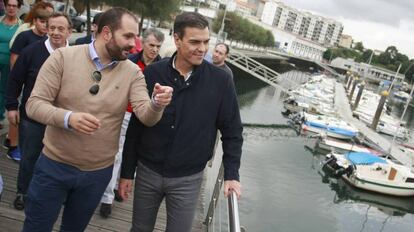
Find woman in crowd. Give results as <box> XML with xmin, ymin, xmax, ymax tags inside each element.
<box><xmin>0</xmin><ymin>0</ymin><xmax>22</xmax><ymax>131</ymax></box>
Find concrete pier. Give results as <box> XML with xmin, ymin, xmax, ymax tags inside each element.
<box><xmin>335</xmin><ymin>82</ymin><xmax>412</xmax><ymax>167</ymax></box>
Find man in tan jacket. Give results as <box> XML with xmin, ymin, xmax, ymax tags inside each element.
<box><xmin>22</xmin><ymin>8</ymin><xmax>173</xmax><ymax>232</ymax></box>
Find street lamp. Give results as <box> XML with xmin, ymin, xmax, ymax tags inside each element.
<box><xmin>195</xmin><ymin>0</ymin><xmax>202</xmax><ymax>12</ymax></box>
<box><xmin>218</xmin><ymin>2</ymin><xmax>228</xmax><ymax>42</ymax></box>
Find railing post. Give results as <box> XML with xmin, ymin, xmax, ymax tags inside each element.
<box><xmin>228</xmin><ymin>191</ymin><xmax>241</xmax><ymax>232</ymax></box>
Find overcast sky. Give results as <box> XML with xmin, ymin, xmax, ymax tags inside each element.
<box><xmin>279</xmin><ymin>0</ymin><xmax>414</xmax><ymax>59</ymax></box>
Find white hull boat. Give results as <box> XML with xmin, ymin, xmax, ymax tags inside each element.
<box><xmin>316</xmin><ymin>136</ymin><xmax>379</xmax><ymax>154</ymax></box>
<box><xmin>324</xmin><ymin>152</ymin><xmax>414</xmax><ymax>196</ymax></box>
<box><xmin>302</xmin><ymin>113</ymin><xmax>358</xmax><ymax>140</ymax></box>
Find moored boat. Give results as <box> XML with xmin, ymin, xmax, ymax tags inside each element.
<box><xmin>324</xmin><ymin>152</ymin><xmax>414</xmax><ymax>197</ymax></box>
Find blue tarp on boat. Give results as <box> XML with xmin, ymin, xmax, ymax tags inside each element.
<box><xmin>327</xmin><ymin>126</ymin><xmax>357</xmax><ymax>137</ymax></box>
<box><xmin>345</xmin><ymin>152</ymin><xmax>387</xmax><ymax>165</ymax></box>
<box><xmin>304</xmin><ymin>121</ymin><xmax>326</xmax><ymax>129</ymax></box>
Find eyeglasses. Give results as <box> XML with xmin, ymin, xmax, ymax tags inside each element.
<box><xmin>6</xmin><ymin>4</ymin><xmax>18</xmax><ymax>8</ymax></box>
<box><xmin>89</xmin><ymin>71</ymin><xmax>101</xmax><ymax>95</ymax></box>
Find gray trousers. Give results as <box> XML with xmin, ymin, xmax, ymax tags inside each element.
<box><xmin>131</xmin><ymin>162</ymin><xmax>203</xmax><ymax>232</ymax></box>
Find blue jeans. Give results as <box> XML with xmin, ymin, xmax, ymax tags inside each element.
<box><xmin>16</xmin><ymin>119</ymin><xmax>46</xmax><ymax>194</ymax></box>
<box><xmin>23</xmin><ymin>154</ymin><xmax>113</xmax><ymax>232</ymax></box>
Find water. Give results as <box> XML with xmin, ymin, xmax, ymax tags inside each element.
<box><xmin>231</xmin><ymin>70</ymin><xmax>414</xmax><ymax>232</ymax></box>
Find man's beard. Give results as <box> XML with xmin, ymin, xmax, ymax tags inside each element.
<box><xmin>105</xmin><ymin>37</ymin><xmax>133</xmax><ymax>61</ymax></box>
<box><xmin>212</xmin><ymin>57</ymin><xmax>222</xmax><ymax>65</ymax></box>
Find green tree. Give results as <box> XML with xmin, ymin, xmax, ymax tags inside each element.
<box><xmin>212</xmin><ymin>11</ymin><xmax>274</xmax><ymax>47</ymax></box>
<box><xmin>405</xmin><ymin>60</ymin><xmax>414</xmax><ymax>83</ymax></box>
<box><xmin>356</xmin><ymin>49</ymin><xmax>373</xmax><ymax>63</ymax></box>
<box><xmin>323</xmin><ymin>48</ymin><xmax>333</xmax><ymax>60</ymax></box>
<box><xmin>265</xmin><ymin>31</ymin><xmax>275</xmax><ymax>47</ymax></box>
<box><xmin>354</xmin><ymin>41</ymin><xmax>364</xmax><ymax>52</ymax></box>
<box><xmin>78</xmin><ymin>0</ymin><xmax>181</xmax><ymax>35</ymax></box>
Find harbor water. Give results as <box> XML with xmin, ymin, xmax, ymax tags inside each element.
<box><xmin>230</xmin><ymin>68</ymin><xmax>414</xmax><ymax>232</ymax></box>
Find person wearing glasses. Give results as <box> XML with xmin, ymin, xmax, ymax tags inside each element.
<box><xmin>119</xmin><ymin>12</ymin><xmax>243</xmax><ymax>232</ymax></box>
<box><xmin>22</xmin><ymin>7</ymin><xmax>173</xmax><ymax>232</ymax></box>
<box><xmin>5</xmin><ymin>12</ymin><xmax>71</xmax><ymax>211</ymax></box>
<box><xmin>99</xmin><ymin>27</ymin><xmax>165</xmax><ymax>218</ymax></box>
<box><xmin>0</xmin><ymin>0</ymin><xmax>21</xmax><ymax>134</ymax></box>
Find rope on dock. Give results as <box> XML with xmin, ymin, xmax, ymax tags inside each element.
<box><xmin>242</xmin><ymin>123</ymin><xmax>292</xmax><ymax>128</ymax></box>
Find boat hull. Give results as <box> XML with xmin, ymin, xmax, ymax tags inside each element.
<box><xmin>343</xmin><ymin>175</ymin><xmax>414</xmax><ymax>197</ymax></box>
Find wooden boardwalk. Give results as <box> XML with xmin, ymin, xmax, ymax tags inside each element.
<box><xmin>0</xmin><ymin>134</ymin><xmax>205</xmax><ymax>232</ymax></box>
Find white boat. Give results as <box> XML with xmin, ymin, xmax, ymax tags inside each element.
<box><xmin>316</xmin><ymin>136</ymin><xmax>378</xmax><ymax>154</ymax></box>
<box><xmin>329</xmin><ymin>178</ymin><xmax>414</xmax><ymax>215</ymax></box>
<box><xmin>283</xmin><ymin>98</ymin><xmax>310</xmax><ymax>113</ymax></box>
<box><xmin>302</xmin><ymin>113</ymin><xmax>358</xmax><ymax>139</ymax></box>
<box><xmin>324</xmin><ymin>152</ymin><xmax>414</xmax><ymax>196</ymax></box>
<box><xmin>377</xmin><ymin>121</ymin><xmax>410</xmax><ymax>139</ymax></box>
<box><xmin>393</xmin><ymin>91</ymin><xmax>410</xmax><ymax>102</ymax></box>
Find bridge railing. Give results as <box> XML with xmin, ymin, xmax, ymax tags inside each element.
<box><xmin>226</xmin><ymin>50</ymin><xmax>300</xmax><ymax>91</ymax></box>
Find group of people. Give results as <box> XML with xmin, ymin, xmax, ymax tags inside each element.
<box><xmin>0</xmin><ymin>2</ymin><xmax>243</xmax><ymax>232</ymax></box>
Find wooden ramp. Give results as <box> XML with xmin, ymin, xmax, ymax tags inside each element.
<box><xmin>0</xmin><ymin>144</ymin><xmax>205</xmax><ymax>232</ymax></box>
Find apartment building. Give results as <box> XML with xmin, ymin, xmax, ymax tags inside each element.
<box><xmin>338</xmin><ymin>34</ymin><xmax>353</xmax><ymax>48</ymax></box>
<box><xmin>260</xmin><ymin>0</ymin><xmax>343</xmax><ymax>47</ymax></box>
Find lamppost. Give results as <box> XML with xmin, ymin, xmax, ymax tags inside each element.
<box><xmin>195</xmin><ymin>0</ymin><xmax>202</xmax><ymax>12</ymax></box>
<box><xmin>218</xmin><ymin>1</ymin><xmax>228</xmax><ymax>43</ymax></box>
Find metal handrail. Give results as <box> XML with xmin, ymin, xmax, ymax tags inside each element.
<box><xmin>228</xmin><ymin>191</ymin><xmax>241</xmax><ymax>232</ymax></box>
<box><xmin>204</xmin><ymin>163</ymin><xmax>224</xmax><ymax>230</ymax></box>
<box><xmin>203</xmin><ymin>162</ymin><xmax>245</xmax><ymax>232</ymax></box>
<box><xmin>227</xmin><ymin>50</ymin><xmax>300</xmax><ymax>92</ymax></box>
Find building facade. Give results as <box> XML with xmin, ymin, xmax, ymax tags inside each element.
<box><xmin>250</xmin><ymin>19</ymin><xmax>327</xmax><ymax>61</ymax></box>
<box><xmin>331</xmin><ymin>57</ymin><xmax>405</xmax><ymax>81</ymax></box>
<box><xmin>338</xmin><ymin>34</ymin><xmax>353</xmax><ymax>48</ymax></box>
<box><xmin>260</xmin><ymin>0</ymin><xmax>343</xmax><ymax>47</ymax></box>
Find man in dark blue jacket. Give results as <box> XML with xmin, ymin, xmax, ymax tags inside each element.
<box><xmin>119</xmin><ymin>12</ymin><xmax>243</xmax><ymax>232</ymax></box>
<box><xmin>5</xmin><ymin>13</ymin><xmax>72</xmax><ymax>211</ymax></box>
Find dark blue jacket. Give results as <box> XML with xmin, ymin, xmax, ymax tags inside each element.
<box><xmin>121</xmin><ymin>54</ymin><xmax>243</xmax><ymax>181</ymax></box>
<box><xmin>6</xmin><ymin>40</ymin><xmax>50</xmax><ymax>122</ymax></box>
<box><xmin>74</xmin><ymin>35</ymin><xmax>92</xmax><ymax>45</ymax></box>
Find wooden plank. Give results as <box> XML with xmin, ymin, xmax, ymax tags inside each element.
<box><xmin>0</xmin><ymin>144</ymin><xmax>205</xmax><ymax>232</ymax></box>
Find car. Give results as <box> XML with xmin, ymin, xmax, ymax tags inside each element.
<box><xmin>17</xmin><ymin>0</ymin><xmax>30</xmax><ymax>20</ymax></box>
<box><xmin>82</xmin><ymin>9</ymin><xmax>102</xmax><ymax>24</ymax></box>
<box><xmin>51</xmin><ymin>1</ymin><xmax>86</xmax><ymax>32</ymax></box>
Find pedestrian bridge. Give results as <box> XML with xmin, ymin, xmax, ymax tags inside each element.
<box><xmin>227</xmin><ymin>50</ymin><xmax>288</xmax><ymax>92</ymax></box>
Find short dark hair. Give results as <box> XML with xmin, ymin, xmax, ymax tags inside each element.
<box><xmin>142</xmin><ymin>28</ymin><xmax>164</xmax><ymax>43</ymax></box>
<box><xmin>92</xmin><ymin>12</ymin><xmax>102</xmax><ymax>25</ymax></box>
<box><xmin>216</xmin><ymin>42</ymin><xmax>229</xmax><ymax>54</ymax></box>
<box><xmin>173</xmin><ymin>12</ymin><xmax>209</xmax><ymax>39</ymax></box>
<box><xmin>4</xmin><ymin>0</ymin><xmax>22</xmax><ymax>8</ymax></box>
<box><xmin>47</xmin><ymin>12</ymin><xmax>72</xmax><ymax>29</ymax></box>
<box><xmin>97</xmin><ymin>7</ymin><xmax>137</xmax><ymax>34</ymax></box>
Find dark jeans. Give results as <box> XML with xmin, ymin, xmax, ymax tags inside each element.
<box><xmin>0</xmin><ymin>64</ymin><xmax>10</xmax><ymax>120</ymax></box>
<box><xmin>17</xmin><ymin>118</ymin><xmax>46</xmax><ymax>194</ymax></box>
<box><xmin>23</xmin><ymin>154</ymin><xmax>113</xmax><ymax>232</ymax></box>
